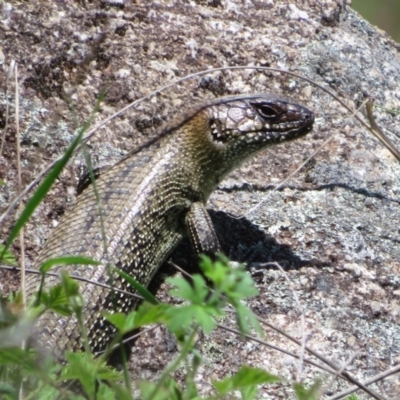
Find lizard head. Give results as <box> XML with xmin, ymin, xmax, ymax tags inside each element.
<box><xmin>182</xmin><ymin>94</ymin><xmax>314</xmax><ymax>190</ymax></box>
<box><xmin>207</xmin><ymin>94</ymin><xmax>314</xmax><ymax>154</ymax></box>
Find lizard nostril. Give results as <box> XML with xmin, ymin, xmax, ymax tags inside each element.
<box><xmin>304</xmin><ymin>111</ymin><xmax>314</xmax><ymax>123</ymax></box>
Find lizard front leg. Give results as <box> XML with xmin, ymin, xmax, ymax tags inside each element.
<box><xmin>185</xmin><ymin>202</ymin><xmax>222</xmax><ymax>259</ymax></box>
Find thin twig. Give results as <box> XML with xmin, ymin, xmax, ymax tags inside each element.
<box><xmin>329</xmin><ymin>364</ymin><xmax>400</xmax><ymax>400</ymax></box>
<box><xmin>319</xmin><ymin>352</ymin><xmax>360</xmax><ymax>399</ymax></box>
<box><xmin>366</xmin><ymin>100</ymin><xmax>400</xmax><ymax>160</ymax></box>
<box><xmin>148</xmin><ymin>325</ymin><xmax>199</xmax><ymax>399</ymax></box>
<box><xmin>0</xmin><ymin>264</ymin><xmax>143</xmax><ymax>301</ymax></box>
<box><xmin>94</xmin><ymin>325</ymin><xmax>159</xmax><ymax>356</ymax></box>
<box><xmin>14</xmin><ymin>64</ymin><xmax>26</xmax><ymax>306</ymax></box>
<box><xmin>255</xmin><ymin>315</ymin><xmax>385</xmax><ymax>400</ymax></box>
<box><xmin>14</xmin><ymin>62</ymin><xmax>26</xmax><ymax>400</ymax></box>
<box><xmin>263</xmin><ymin>261</ymin><xmax>307</xmax><ymax>382</ymax></box>
<box><xmin>0</xmin><ymin>60</ymin><xmax>14</xmax><ymax>158</ymax></box>
<box><xmin>217</xmin><ymin>323</ymin><xmax>338</xmax><ymax>374</ymax></box>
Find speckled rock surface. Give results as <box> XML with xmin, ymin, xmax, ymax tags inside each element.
<box><xmin>1</xmin><ymin>0</ymin><xmax>400</xmax><ymax>398</ymax></box>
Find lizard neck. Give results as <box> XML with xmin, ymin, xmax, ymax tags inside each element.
<box><xmin>175</xmin><ymin>110</ymin><xmax>241</xmax><ymax>201</ymax></box>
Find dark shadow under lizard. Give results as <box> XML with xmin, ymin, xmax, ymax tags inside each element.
<box><xmin>149</xmin><ymin>209</ymin><xmax>328</xmax><ymax>294</ymax></box>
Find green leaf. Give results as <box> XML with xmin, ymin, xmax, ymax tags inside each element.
<box><xmin>96</xmin><ymin>383</ymin><xmax>117</xmax><ymax>400</ymax></box>
<box><xmin>106</xmin><ymin>381</ymin><xmax>134</xmax><ymax>400</ymax></box>
<box><xmin>0</xmin><ymin>348</ymin><xmax>37</xmax><ymax>372</ymax></box>
<box><xmin>39</xmin><ymin>256</ymin><xmax>101</xmax><ymax>274</ymax></box>
<box><xmin>103</xmin><ymin>312</ymin><xmax>128</xmax><ymax>332</ymax></box>
<box><xmin>0</xmin><ymin>245</ymin><xmax>17</xmax><ymax>266</ymax></box>
<box><xmin>103</xmin><ymin>311</ymin><xmax>137</xmax><ymax>335</ymax></box>
<box><xmin>167</xmin><ymin>273</ymin><xmax>217</xmax><ymax>334</ymax></box>
<box><xmin>27</xmin><ymin>384</ymin><xmax>73</xmax><ymax>400</ymax></box>
<box><xmin>0</xmin><ymin>382</ymin><xmax>16</xmax><ymax>396</ymax></box>
<box><xmin>38</xmin><ymin>284</ymin><xmax>72</xmax><ymax>316</ymax></box>
<box><xmin>198</xmin><ymin>255</ymin><xmax>261</xmax><ymax>336</ymax></box>
<box><xmin>232</xmin><ymin>366</ymin><xmax>280</xmax><ymax>386</ymax></box>
<box><xmin>96</xmin><ymin>363</ymin><xmax>122</xmax><ymax>382</ymax></box>
<box><xmin>113</xmin><ymin>267</ymin><xmax>158</xmax><ymax>305</ymax></box>
<box><xmin>103</xmin><ymin>304</ymin><xmax>170</xmax><ymax>344</ymax></box>
<box><xmin>165</xmin><ymin>305</ymin><xmax>195</xmax><ymax>332</ymax></box>
<box><xmin>168</xmin><ymin>276</ymin><xmax>195</xmax><ymax>300</ymax></box>
<box><xmin>200</xmin><ymin>254</ymin><xmax>228</xmax><ymax>286</ymax></box>
<box><xmin>193</xmin><ymin>306</ymin><xmax>218</xmax><ymax>333</ymax></box>
<box><xmin>133</xmin><ymin>303</ymin><xmax>170</xmax><ymax>328</ymax></box>
<box><xmin>59</xmin><ymin>271</ymin><xmax>80</xmax><ymax>297</ymax></box>
<box><xmin>63</xmin><ymin>352</ymin><xmax>121</xmax><ymax>400</ymax></box>
<box><xmin>137</xmin><ymin>379</ymin><xmax>182</xmax><ymax>400</ymax></box>
<box><xmin>63</xmin><ymin>352</ymin><xmax>97</xmax><ymax>399</ymax></box>
<box><xmin>213</xmin><ymin>366</ymin><xmax>280</xmax><ymax>396</ymax></box>
<box><xmin>168</xmin><ymin>275</ymin><xmax>208</xmax><ymax>304</ymax></box>
<box><xmin>166</xmin><ymin>304</ymin><xmax>220</xmax><ymax>335</ymax></box>
<box><xmin>233</xmin><ymin>272</ymin><xmax>259</xmax><ymax>300</ymax></box>
<box><xmin>235</xmin><ymin>303</ymin><xmax>262</xmax><ymax>337</ymax></box>
<box><xmin>293</xmin><ymin>380</ymin><xmax>322</xmax><ymax>400</ymax></box>
<box><xmin>241</xmin><ymin>385</ymin><xmax>258</xmax><ymax>400</ymax></box>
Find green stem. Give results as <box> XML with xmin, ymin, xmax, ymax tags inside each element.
<box><xmin>146</xmin><ymin>325</ymin><xmax>199</xmax><ymax>400</ymax></box>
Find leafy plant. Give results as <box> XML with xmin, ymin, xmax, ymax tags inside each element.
<box><xmin>0</xmin><ymin>255</ymin><xmax>306</xmax><ymax>399</ymax></box>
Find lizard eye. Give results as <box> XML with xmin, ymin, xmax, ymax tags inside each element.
<box><xmin>250</xmin><ymin>102</ymin><xmax>281</xmax><ymax>121</ymax></box>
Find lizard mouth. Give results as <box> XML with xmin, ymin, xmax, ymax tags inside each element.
<box><xmin>210</xmin><ymin>122</ymin><xmax>313</xmax><ymax>146</ymax></box>
<box><xmin>270</xmin><ymin>118</ymin><xmax>314</xmax><ymax>142</ymax></box>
